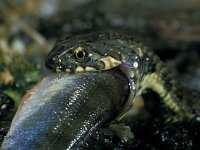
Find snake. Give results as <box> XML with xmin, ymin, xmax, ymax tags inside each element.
<box><xmin>45</xmin><ymin>31</ymin><xmax>193</xmax><ymax>122</ymax></box>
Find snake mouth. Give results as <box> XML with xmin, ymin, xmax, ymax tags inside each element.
<box><xmin>58</xmin><ymin>56</ymin><xmax>121</xmax><ymax>73</ymax></box>
<box><xmin>54</xmin><ymin>66</ymin><xmax>97</xmax><ymax>73</ymax></box>
<box><xmin>74</xmin><ymin>66</ymin><xmax>97</xmax><ymax>73</ymax></box>
<box><xmin>46</xmin><ymin>59</ymin><xmax>98</xmax><ymax>73</ymax></box>
<box><xmin>100</xmin><ymin>56</ymin><xmax>122</xmax><ymax>70</ymax></box>
<box><xmin>46</xmin><ymin>54</ymin><xmax>121</xmax><ymax>73</ymax></box>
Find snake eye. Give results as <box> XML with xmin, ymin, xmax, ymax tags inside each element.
<box><xmin>74</xmin><ymin>47</ymin><xmax>88</xmax><ymax>62</ymax></box>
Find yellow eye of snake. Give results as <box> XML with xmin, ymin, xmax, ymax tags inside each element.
<box><xmin>74</xmin><ymin>47</ymin><xmax>88</xmax><ymax>61</ymax></box>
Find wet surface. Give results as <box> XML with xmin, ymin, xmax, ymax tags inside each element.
<box><xmin>0</xmin><ymin>0</ymin><xmax>200</xmax><ymax>149</ymax></box>
<box><xmin>1</xmin><ymin>68</ymin><xmax>129</xmax><ymax>150</ymax></box>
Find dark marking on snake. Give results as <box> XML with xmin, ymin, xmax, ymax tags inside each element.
<box><xmin>46</xmin><ymin>31</ymin><xmax>193</xmax><ymax>121</ymax></box>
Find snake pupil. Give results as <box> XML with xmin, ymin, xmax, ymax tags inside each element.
<box><xmin>74</xmin><ymin>47</ymin><xmax>88</xmax><ymax>62</ymax></box>
<box><xmin>76</xmin><ymin>50</ymin><xmax>85</xmax><ymax>59</ymax></box>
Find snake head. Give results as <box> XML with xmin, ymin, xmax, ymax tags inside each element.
<box><xmin>45</xmin><ymin>32</ymin><xmax>122</xmax><ymax>73</ymax></box>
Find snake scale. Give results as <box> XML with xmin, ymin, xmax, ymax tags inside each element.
<box><xmin>46</xmin><ymin>31</ymin><xmax>193</xmax><ymax>122</ymax></box>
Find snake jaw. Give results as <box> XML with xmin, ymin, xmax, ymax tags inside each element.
<box><xmin>75</xmin><ymin>66</ymin><xmax>96</xmax><ymax>72</ymax></box>
<box><xmin>100</xmin><ymin>56</ymin><xmax>122</xmax><ymax>70</ymax></box>
<box><xmin>75</xmin><ymin>66</ymin><xmax>85</xmax><ymax>72</ymax></box>
<box><xmin>85</xmin><ymin>66</ymin><xmax>97</xmax><ymax>71</ymax></box>
<box><xmin>61</xmin><ymin>66</ymin><xmax>97</xmax><ymax>73</ymax></box>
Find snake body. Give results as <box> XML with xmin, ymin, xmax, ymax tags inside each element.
<box><xmin>46</xmin><ymin>31</ymin><xmax>193</xmax><ymax>121</ymax></box>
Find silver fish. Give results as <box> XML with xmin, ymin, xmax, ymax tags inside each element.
<box><xmin>1</xmin><ymin>68</ymin><xmax>129</xmax><ymax>150</ymax></box>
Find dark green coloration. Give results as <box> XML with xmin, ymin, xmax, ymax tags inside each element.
<box><xmin>0</xmin><ymin>122</ymin><xmax>10</xmax><ymax>146</ymax></box>
<box><xmin>46</xmin><ymin>31</ymin><xmax>193</xmax><ymax>121</ymax></box>
<box><xmin>0</xmin><ymin>54</ymin><xmax>41</xmax><ymax>107</ymax></box>
<box><xmin>0</xmin><ymin>92</ymin><xmax>14</xmax><ymax>120</ymax></box>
